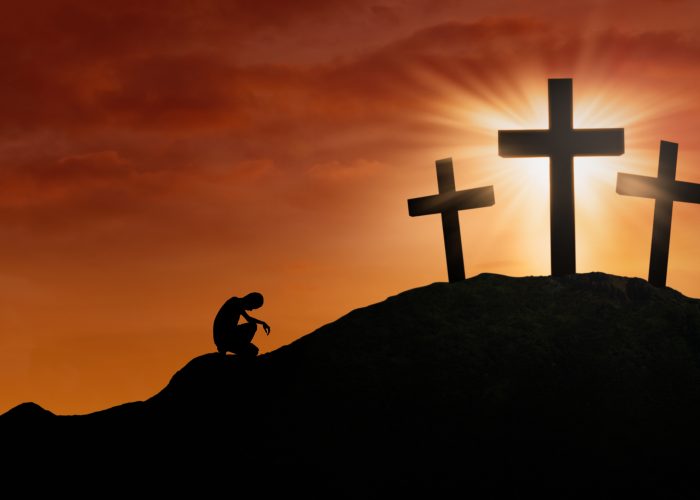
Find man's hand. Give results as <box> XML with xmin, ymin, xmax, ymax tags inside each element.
<box><xmin>262</xmin><ymin>322</ymin><xmax>271</xmax><ymax>335</ymax></box>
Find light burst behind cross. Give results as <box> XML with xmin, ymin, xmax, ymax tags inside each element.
<box><xmin>498</xmin><ymin>79</ymin><xmax>624</xmax><ymax>276</ymax></box>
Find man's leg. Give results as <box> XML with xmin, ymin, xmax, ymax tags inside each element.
<box><xmin>214</xmin><ymin>328</ymin><xmax>227</xmax><ymax>354</ymax></box>
<box><xmin>236</xmin><ymin>322</ymin><xmax>257</xmax><ymax>344</ymax></box>
<box><xmin>230</xmin><ymin>323</ymin><xmax>258</xmax><ymax>357</ymax></box>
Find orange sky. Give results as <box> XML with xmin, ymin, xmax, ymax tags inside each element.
<box><xmin>2</xmin><ymin>0</ymin><xmax>700</xmax><ymax>414</ymax></box>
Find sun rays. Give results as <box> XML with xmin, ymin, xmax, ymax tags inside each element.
<box><xmin>397</xmin><ymin>46</ymin><xmax>694</xmax><ymax>282</ymax></box>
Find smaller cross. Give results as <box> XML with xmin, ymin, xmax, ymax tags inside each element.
<box><xmin>408</xmin><ymin>158</ymin><xmax>495</xmax><ymax>283</ymax></box>
<box><xmin>616</xmin><ymin>140</ymin><xmax>700</xmax><ymax>287</ymax></box>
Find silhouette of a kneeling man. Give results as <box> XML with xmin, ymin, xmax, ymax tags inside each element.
<box><xmin>213</xmin><ymin>292</ymin><xmax>271</xmax><ymax>357</ymax></box>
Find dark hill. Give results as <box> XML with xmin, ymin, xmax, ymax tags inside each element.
<box><xmin>4</xmin><ymin>273</ymin><xmax>700</xmax><ymax>496</ymax></box>
<box><xmin>2</xmin><ymin>402</ymin><xmax>54</xmax><ymax>419</ymax></box>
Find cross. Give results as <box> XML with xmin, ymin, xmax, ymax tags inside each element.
<box><xmin>616</xmin><ymin>141</ymin><xmax>700</xmax><ymax>287</ymax></box>
<box><xmin>498</xmin><ymin>78</ymin><xmax>624</xmax><ymax>276</ymax></box>
<box><xmin>407</xmin><ymin>158</ymin><xmax>495</xmax><ymax>283</ymax></box>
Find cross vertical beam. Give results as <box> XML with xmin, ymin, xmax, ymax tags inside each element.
<box><xmin>436</xmin><ymin>159</ymin><xmax>466</xmax><ymax>283</ymax></box>
<box><xmin>550</xmin><ymin>153</ymin><xmax>576</xmax><ymax>277</ymax></box>
<box><xmin>549</xmin><ymin>81</ymin><xmax>576</xmax><ymax>277</ymax></box>
<box><xmin>648</xmin><ymin>141</ymin><xmax>677</xmax><ymax>287</ymax></box>
<box><xmin>549</xmin><ymin>78</ymin><xmax>573</xmax><ymax>133</ymax></box>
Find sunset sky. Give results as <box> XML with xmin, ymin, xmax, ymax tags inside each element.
<box><xmin>3</xmin><ymin>0</ymin><xmax>700</xmax><ymax>414</ymax></box>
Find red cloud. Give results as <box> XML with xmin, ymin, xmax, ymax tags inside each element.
<box><xmin>0</xmin><ymin>8</ymin><xmax>698</xmax><ymax>246</ymax></box>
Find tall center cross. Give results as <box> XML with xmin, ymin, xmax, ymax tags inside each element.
<box><xmin>408</xmin><ymin>158</ymin><xmax>495</xmax><ymax>283</ymax></box>
<box><xmin>616</xmin><ymin>141</ymin><xmax>700</xmax><ymax>287</ymax></box>
<box><xmin>498</xmin><ymin>79</ymin><xmax>624</xmax><ymax>276</ymax></box>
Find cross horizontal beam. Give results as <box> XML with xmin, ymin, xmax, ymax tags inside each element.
<box><xmin>498</xmin><ymin>129</ymin><xmax>624</xmax><ymax>157</ymax></box>
<box><xmin>617</xmin><ymin>173</ymin><xmax>700</xmax><ymax>204</ymax></box>
<box><xmin>570</xmin><ymin>129</ymin><xmax>625</xmax><ymax>157</ymax></box>
<box><xmin>498</xmin><ymin>130</ymin><xmax>550</xmax><ymax>157</ymax></box>
<box><xmin>408</xmin><ymin>186</ymin><xmax>495</xmax><ymax>217</ymax></box>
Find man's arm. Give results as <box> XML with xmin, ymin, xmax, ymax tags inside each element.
<box><xmin>241</xmin><ymin>311</ymin><xmax>271</xmax><ymax>334</ymax></box>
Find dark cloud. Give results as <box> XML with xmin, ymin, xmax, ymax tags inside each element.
<box><xmin>3</xmin><ymin>13</ymin><xmax>700</xmax><ymax>203</ymax></box>
<box><xmin>0</xmin><ymin>8</ymin><xmax>698</xmax><ymax>267</ymax></box>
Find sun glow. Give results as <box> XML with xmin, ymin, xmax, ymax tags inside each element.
<box><xmin>399</xmin><ymin>58</ymin><xmax>692</xmax><ymax>283</ymax></box>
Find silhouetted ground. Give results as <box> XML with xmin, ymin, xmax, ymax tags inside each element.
<box><xmin>4</xmin><ymin>273</ymin><xmax>700</xmax><ymax>497</ymax></box>
<box><xmin>2</xmin><ymin>402</ymin><xmax>55</xmax><ymax>419</ymax></box>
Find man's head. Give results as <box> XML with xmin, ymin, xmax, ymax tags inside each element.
<box><xmin>242</xmin><ymin>292</ymin><xmax>264</xmax><ymax>310</ymax></box>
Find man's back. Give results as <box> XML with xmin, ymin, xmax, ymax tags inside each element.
<box><xmin>213</xmin><ymin>296</ymin><xmax>242</xmax><ymax>347</ymax></box>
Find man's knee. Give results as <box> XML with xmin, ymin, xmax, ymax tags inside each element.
<box><xmin>237</xmin><ymin>322</ymin><xmax>257</xmax><ymax>344</ymax></box>
<box><xmin>241</xmin><ymin>322</ymin><xmax>257</xmax><ymax>334</ymax></box>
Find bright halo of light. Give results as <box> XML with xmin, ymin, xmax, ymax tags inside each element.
<box><xmin>399</xmin><ymin>57</ymin><xmax>686</xmax><ymax>279</ymax></box>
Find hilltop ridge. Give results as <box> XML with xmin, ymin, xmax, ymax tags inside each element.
<box><xmin>4</xmin><ymin>273</ymin><xmax>700</xmax><ymax>495</ymax></box>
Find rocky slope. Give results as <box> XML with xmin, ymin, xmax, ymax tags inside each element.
<box><xmin>5</xmin><ymin>273</ymin><xmax>700</xmax><ymax>495</ymax></box>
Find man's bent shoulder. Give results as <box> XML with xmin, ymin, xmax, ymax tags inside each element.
<box><xmin>222</xmin><ymin>296</ymin><xmax>243</xmax><ymax>311</ymax></box>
